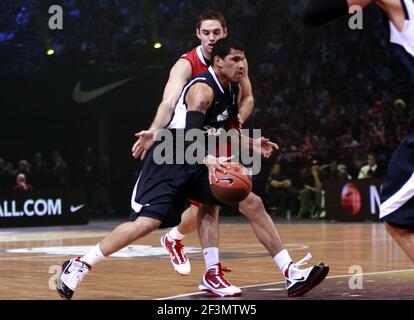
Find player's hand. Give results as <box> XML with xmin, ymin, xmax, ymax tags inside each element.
<box><xmin>253</xmin><ymin>137</ymin><xmax>278</xmax><ymax>158</ymax></box>
<box><xmin>234</xmin><ymin>115</ymin><xmax>243</xmax><ymax>130</ymax></box>
<box><xmin>203</xmin><ymin>155</ymin><xmax>233</xmax><ymax>185</ymax></box>
<box><xmin>132</xmin><ymin>130</ymin><xmax>156</xmax><ymax>160</ymax></box>
<box><xmin>227</xmin><ymin>115</ymin><xmax>242</xmax><ymax>131</ymax></box>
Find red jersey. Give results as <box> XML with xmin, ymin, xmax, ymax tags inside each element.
<box><xmin>181</xmin><ymin>46</ymin><xmax>210</xmax><ymax>78</ymax></box>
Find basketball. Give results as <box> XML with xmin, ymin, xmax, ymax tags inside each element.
<box><xmin>210</xmin><ymin>163</ymin><xmax>252</xmax><ymax>204</ymax></box>
<box><xmin>340</xmin><ymin>183</ymin><xmax>362</xmax><ymax>216</ymax></box>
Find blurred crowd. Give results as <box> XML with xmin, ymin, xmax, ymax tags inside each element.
<box><xmin>0</xmin><ymin>0</ymin><xmax>263</xmax><ymax>72</ymax></box>
<box><xmin>0</xmin><ymin>148</ymin><xmax>114</xmax><ymax>216</ymax></box>
<box><xmin>257</xmin><ymin>4</ymin><xmax>413</xmax><ymax>219</ymax></box>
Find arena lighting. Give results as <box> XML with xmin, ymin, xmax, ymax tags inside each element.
<box><xmin>47</xmin><ymin>49</ymin><xmax>55</xmax><ymax>55</ymax></box>
<box><xmin>154</xmin><ymin>42</ymin><xmax>162</xmax><ymax>49</ymax></box>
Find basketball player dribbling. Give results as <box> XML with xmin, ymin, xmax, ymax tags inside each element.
<box><xmin>301</xmin><ymin>0</ymin><xmax>414</xmax><ymax>262</ymax></box>
<box><xmin>131</xmin><ymin>10</ymin><xmax>329</xmax><ymax>297</ymax></box>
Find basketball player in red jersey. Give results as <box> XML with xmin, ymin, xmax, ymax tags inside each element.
<box><xmin>132</xmin><ymin>10</ymin><xmax>329</xmax><ymax>297</ymax></box>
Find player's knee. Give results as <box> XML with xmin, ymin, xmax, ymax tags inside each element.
<box><xmin>133</xmin><ymin>217</ymin><xmax>159</xmax><ymax>236</ymax></box>
<box><xmin>190</xmin><ymin>204</ymin><xmax>200</xmax><ymax>217</ymax></box>
<box><xmin>239</xmin><ymin>193</ymin><xmax>265</xmax><ymax>216</ymax></box>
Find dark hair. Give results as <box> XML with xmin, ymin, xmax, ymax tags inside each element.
<box><xmin>211</xmin><ymin>38</ymin><xmax>244</xmax><ymax>66</ymax></box>
<box><xmin>196</xmin><ymin>10</ymin><xmax>227</xmax><ymax>29</ymax></box>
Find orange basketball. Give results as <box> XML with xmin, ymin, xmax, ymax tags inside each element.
<box><xmin>210</xmin><ymin>163</ymin><xmax>252</xmax><ymax>204</ymax></box>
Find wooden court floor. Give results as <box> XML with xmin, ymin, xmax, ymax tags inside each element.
<box><xmin>0</xmin><ymin>218</ymin><xmax>413</xmax><ymax>300</ymax></box>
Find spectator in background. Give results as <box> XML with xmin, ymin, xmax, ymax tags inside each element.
<box><xmin>298</xmin><ymin>159</ymin><xmax>324</xmax><ymax>219</ymax></box>
<box><xmin>0</xmin><ymin>158</ymin><xmax>14</xmax><ymax>189</ymax></box>
<box><xmin>13</xmin><ymin>173</ymin><xmax>33</xmax><ymax>192</ymax></box>
<box><xmin>52</xmin><ymin>156</ymin><xmax>69</xmax><ymax>187</ymax></box>
<box><xmin>17</xmin><ymin>159</ymin><xmax>32</xmax><ymax>185</ymax></box>
<box><xmin>18</xmin><ymin>159</ymin><xmax>30</xmax><ymax>175</ymax></box>
<box><xmin>337</xmin><ymin>164</ymin><xmax>352</xmax><ymax>181</ymax></box>
<box><xmin>322</xmin><ymin>160</ymin><xmax>340</xmax><ymax>181</ymax></box>
<box><xmin>5</xmin><ymin>161</ymin><xmax>18</xmax><ymax>178</ymax></box>
<box><xmin>31</xmin><ymin>152</ymin><xmax>50</xmax><ymax>187</ymax></box>
<box><xmin>266</xmin><ymin>163</ymin><xmax>298</xmax><ymax>219</ymax></box>
<box><xmin>358</xmin><ymin>153</ymin><xmax>381</xmax><ymax>179</ymax></box>
<box><xmin>32</xmin><ymin>152</ymin><xmax>48</xmax><ymax>173</ymax></box>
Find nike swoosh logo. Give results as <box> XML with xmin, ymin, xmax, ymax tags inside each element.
<box><xmin>207</xmin><ymin>279</ymin><xmax>222</xmax><ymax>289</ymax></box>
<box><xmin>70</xmin><ymin>204</ymin><xmax>85</xmax><ymax>213</ymax></box>
<box><xmin>73</xmin><ymin>77</ymin><xmax>134</xmax><ymax>103</ymax></box>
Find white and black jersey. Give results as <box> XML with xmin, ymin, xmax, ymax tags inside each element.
<box><xmin>386</xmin><ymin>0</ymin><xmax>414</xmax><ymax>84</ymax></box>
<box><xmin>168</xmin><ymin>66</ymin><xmax>239</xmax><ymax>132</ymax></box>
<box><xmin>389</xmin><ymin>0</ymin><xmax>414</xmax><ymax>57</ymax></box>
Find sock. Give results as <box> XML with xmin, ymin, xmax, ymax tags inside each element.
<box><xmin>203</xmin><ymin>247</ymin><xmax>219</xmax><ymax>268</ymax></box>
<box><xmin>81</xmin><ymin>243</ymin><xmax>106</xmax><ymax>267</ymax></box>
<box><xmin>168</xmin><ymin>227</ymin><xmax>186</xmax><ymax>241</ymax></box>
<box><xmin>273</xmin><ymin>249</ymin><xmax>293</xmax><ymax>278</ymax></box>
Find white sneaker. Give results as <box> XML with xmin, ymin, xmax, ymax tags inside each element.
<box><xmin>285</xmin><ymin>253</ymin><xmax>329</xmax><ymax>297</ymax></box>
<box><xmin>56</xmin><ymin>257</ymin><xmax>91</xmax><ymax>300</ymax></box>
<box><xmin>160</xmin><ymin>234</ymin><xmax>191</xmax><ymax>275</ymax></box>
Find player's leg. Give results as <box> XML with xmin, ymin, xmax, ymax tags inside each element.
<box><xmin>240</xmin><ymin>192</ymin><xmax>284</xmax><ymax>255</ymax></box>
<box><xmin>239</xmin><ymin>192</ymin><xmax>329</xmax><ymax>297</ymax></box>
<box><xmin>99</xmin><ymin>216</ymin><xmax>161</xmax><ymax>255</ymax></box>
<box><xmin>380</xmin><ymin>137</ymin><xmax>414</xmax><ymax>262</ymax></box>
<box><xmin>57</xmin><ymin>144</ymin><xmax>179</xmax><ymax>299</ymax></box>
<box><xmin>385</xmin><ymin>222</ymin><xmax>414</xmax><ymax>262</ymax></box>
<box><xmin>160</xmin><ymin>203</ymin><xmax>198</xmax><ymax>275</ymax></box>
<box><xmin>197</xmin><ymin>204</ymin><xmax>241</xmax><ymax>297</ymax></box>
<box><xmin>178</xmin><ymin>204</ymin><xmax>199</xmax><ymax>234</ymax></box>
<box><xmin>56</xmin><ymin>216</ymin><xmax>161</xmax><ymax>300</ymax></box>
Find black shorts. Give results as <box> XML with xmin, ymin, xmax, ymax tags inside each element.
<box><xmin>380</xmin><ymin>130</ymin><xmax>414</xmax><ymax>229</ymax></box>
<box><xmin>129</xmin><ymin>142</ymin><xmax>223</xmax><ymax>228</ymax></box>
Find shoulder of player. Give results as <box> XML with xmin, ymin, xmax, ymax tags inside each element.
<box><xmin>180</xmin><ymin>46</ymin><xmax>197</xmax><ymax>57</ymax></box>
<box><xmin>186</xmin><ymin>82</ymin><xmax>214</xmax><ymax>111</ymax></box>
<box><xmin>188</xmin><ymin>82</ymin><xmax>214</xmax><ymax>100</ymax></box>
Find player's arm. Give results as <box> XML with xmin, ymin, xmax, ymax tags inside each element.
<box><xmin>238</xmin><ymin>60</ymin><xmax>254</xmax><ymax>125</ymax></box>
<box><xmin>132</xmin><ymin>59</ymin><xmax>191</xmax><ymax>159</ymax></box>
<box><xmin>301</xmin><ymin>0</ymin><xmax>374</xmax><ymax>26</ymax></box>
<box><xmin>185</xmin><ymin>83</ymin><xmax>232</xmax><ymax>183</ymax></box>
<box><xmin>149</xmin><ymin>59</ymin><xmax>192</xmax><ymax>131</ymax></box>
<box><xmin>377</xmin><ymin>0</ymin><xmax>406</xmax><ymax>31</ymax></box>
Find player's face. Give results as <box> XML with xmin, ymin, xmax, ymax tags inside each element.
<box><xmin>197</xmin><ymin>20</ymin><xmax>228</xmax><ymax>56</ymax></box>
<box><xmin>219</xmin><ymin>49</ymin><xmax>245</xmax><ymax>82</ymax></box>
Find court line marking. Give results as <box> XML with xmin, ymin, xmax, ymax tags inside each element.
<box><xmin>0</xmin><ymin>237</ymin><xmax>395</xmax><ymax>261</ymax></box>
<box><xmin>156</xmin><ymin>268</ymin><xmax>414</xmax><ymax>300</ymax></box>
<box><xmin>0</xmin><ymin>229</ymin><xmax>166</xmax><ymax>243</ymax></box>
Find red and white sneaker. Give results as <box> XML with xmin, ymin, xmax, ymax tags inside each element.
<box><xmin>199</xmin><ymin>263</ymin><xmax>241</xmax><ymax>297</ymax></box>
<box><xmin>285</xmin><ymin>253</ymin><xmax>329</xmax><ymax>297</ymax></box>
<box><xmin>56</xmin><ymin>257</ymin><xmax>91</xmax><ymax>300</ymax></box>
<box><xmin>160</xmin><ymin>234</ymin><xmax>191</xmax><ymax>275</ymax></box>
